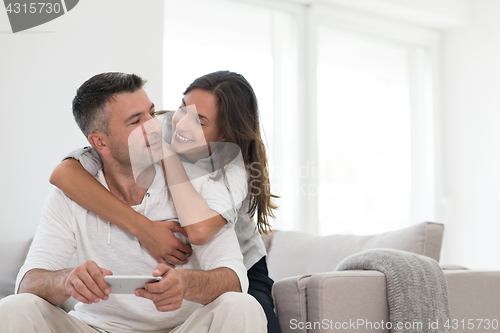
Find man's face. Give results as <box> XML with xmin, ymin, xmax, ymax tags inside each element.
<box><xmin>105</xmin><ymin>89</ymin><xmax>160</xmax><ymax>170</ymax></box>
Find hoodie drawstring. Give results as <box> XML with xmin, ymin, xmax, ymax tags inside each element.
<box><xmin>99</xmin><ymin>192</ymin><xmax>151</xmax><ymax>246</ymax></box>
<box><xmin>107</xmin><ymin>221</ymin><xmax>111</xmax><ymax>245</ymax></box>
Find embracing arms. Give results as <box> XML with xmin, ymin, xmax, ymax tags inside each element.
<box><xmin>50</xmin><ymin>158</ymin><xmax>192</xmax><ymax>264</ymax></box>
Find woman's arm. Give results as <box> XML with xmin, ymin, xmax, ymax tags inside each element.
<box><xmin>50</xmin><ymin>159</ymin><xmax>192</xmax><ymax>264</ymax></box>
<box><xmin>161</xmin><ymin>149</ymin><xmax>227</xmax><ymax>245</ymax></box>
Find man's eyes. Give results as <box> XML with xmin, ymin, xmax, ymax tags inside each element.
<box><xmin>130</xmin><ymin>111</ymin><xmax>156</xmax><ymax>125</ymax></box>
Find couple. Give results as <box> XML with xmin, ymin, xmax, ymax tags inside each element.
<box><xmin>0</xmin><ymin>71</ymin><xmax>281</xmax><ymax>333</ymax></box>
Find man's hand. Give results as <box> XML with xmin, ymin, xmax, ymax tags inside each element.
<box><xmin>135</xmin><ymin>264</ymin><xmax>242</xmax><ymax>309</ymax></box>
<box><xmin>65</xmin><ymin>261</ymin><xmax>112</xmax><ymax>305</ymax></box>
<box><xmin>135</xmin><ymin>263</ymin><xmax>185</xmax><ymax>312</ymax></box>
<box><xmin>136</xmin><ymin>219</ymin><xmax>192</xmax><ymax>266</ymax></box>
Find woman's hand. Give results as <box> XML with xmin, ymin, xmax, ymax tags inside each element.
<box><xmin>135</xmin><ymin>217</ymin><xmax>192</xmax><ymax>266</ymax></box>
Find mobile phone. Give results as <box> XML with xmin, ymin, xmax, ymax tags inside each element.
<box><xmin>104</xmin><ymin>275</ymin><xmax>162</xmax><ymax>294</ymax></box>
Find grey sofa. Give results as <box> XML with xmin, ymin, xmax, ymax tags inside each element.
<box><xmin>263</xmin><ymin>222</ymin><xmax>500</xmax><ymax>333</ymax></box>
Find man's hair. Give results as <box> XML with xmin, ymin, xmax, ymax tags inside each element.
<box><xmin>72</xmin><ymin>72</ymin><xmax>146</xmax><ymax>139</ymax></box>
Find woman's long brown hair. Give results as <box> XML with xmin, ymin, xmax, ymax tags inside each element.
<box><xmin>184</xmin><ymin>71</ymin><xmax>278</xmax><ymax>234</ymax></box>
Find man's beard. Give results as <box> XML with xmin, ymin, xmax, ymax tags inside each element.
<box><xmin>108</xmin><ymin>135</ymin><xmax>160</xmax><ymax>189</ymax></box>
<box><xmin>107</xmin><ymin>136</ymin><xmax>133</xmax><ymax>172</ymax></box>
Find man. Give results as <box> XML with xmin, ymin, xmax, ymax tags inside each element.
<box><xmin>0</xmin><ymin>73</ymin><xmax>267</xmax><ymax>332</ymax></box>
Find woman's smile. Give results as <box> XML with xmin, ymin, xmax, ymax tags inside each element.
<box><xmin>173</xmin><ymin>130</ymin><xmax>194</xmax><ymax>143</ymax></box>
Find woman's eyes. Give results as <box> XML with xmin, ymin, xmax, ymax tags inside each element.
<box><xmin>177</xmin><ymin>108</ymin><xmax>206</xmax><ymax>126</ymax></box>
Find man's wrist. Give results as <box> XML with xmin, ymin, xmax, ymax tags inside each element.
<box><xmin>175</xmin><ymin>268</ymin><xmax>241</xmax><ymax>305</ymax></box>
<box><xmin>175</xmin><ymin>269</ymin><xmax>191</xmax><ymax>300</ymax></box>
<box><xmin>59</xmin><ymin>269</ymin><xmax>72</xmax><ymax>298</ymax></box>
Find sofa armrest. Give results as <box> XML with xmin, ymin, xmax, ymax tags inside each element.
<box><xmin>306</xmin><ymin>271</ymin><xmax>389</xmax><ymax>333</ymax></box>
<box><xmin>445</xmin><ymin>270</ymin><xmax>500</xmax><ymax>332</ymax></box>
<box><xmin>273</xmin><ymin>270</ymin><xmax>500</xmax><ymax>333</ymax></box>
<box><xmin>273</xmin><ymin>274</ymin><xmax>312</xmax><ymax>333</ymax></box>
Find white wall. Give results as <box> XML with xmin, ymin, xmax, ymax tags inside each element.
<box><xmin>0</xmin><ymin>0</ymin><xmax>163</xmax><ymax>244</ymax></box>
<box><xmin>441</xmin><ymin>0</ymin><xmax>500</xmax><ymax>270</ymax></box>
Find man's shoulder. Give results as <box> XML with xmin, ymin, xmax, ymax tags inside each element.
<box><xmin>39</xmin><ymin>187</ymin><xmax>82</xmax><ymax>229</ymax></box>
<box><xmin>47</xmin><ymin>186</ymin><xmax>72</xmax><ymax>202</ymax></box>
<box><xmin>44</xmin><ymin>187</ymin><xmax>81</xmax><ymax>213</ymax></box>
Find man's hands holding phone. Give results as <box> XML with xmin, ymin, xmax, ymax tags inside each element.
<box><xmin>135</xmin><ymin>263</ymin><xmax>185</xmax><ymax>312</ymax></box>
<box><xmin>65</xmin><ymin>261</ymin><xmax>112</xmax><ymax>305</ymax></box>
<box><xmin>64</xmin><ymin>261</ymin><xmax>185</xmax><ymax>312</ymax></box>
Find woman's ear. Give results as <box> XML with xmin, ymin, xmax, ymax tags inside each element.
<box><xmin>88</xmin><ymin>133</ymin><xmax>111</xmax><ymax>155</ymax></box>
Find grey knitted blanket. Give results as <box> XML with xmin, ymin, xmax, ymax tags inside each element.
<box><xmin>335</xmin><ymin>248</ymin><xmax>450</xmax><ymax>333</ymax></box>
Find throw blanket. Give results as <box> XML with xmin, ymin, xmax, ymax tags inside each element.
<box><xmin>335</xmin><ymin>248</ymin><xmax>450</xmax><ymax>333</ymax></box>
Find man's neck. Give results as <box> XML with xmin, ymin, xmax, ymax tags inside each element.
<box><xmin>101</xmin><ymin>160</ymin><xmax>150</xmax><ymax>207</ymax></box>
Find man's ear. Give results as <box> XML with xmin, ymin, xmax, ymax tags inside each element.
<box><xmin>88</xmin><ymin>133</ymin><xmax>111</xmax><ymax>155</ymax></box>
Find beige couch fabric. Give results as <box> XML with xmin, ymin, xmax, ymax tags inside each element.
<box><xmin>0</xmin><ymin>239</ymin><xmax>32</xmax><ymax>299</ymax></box>
<box><xmin>264</xmin><ymin>222</ymin><xmax>444</xmax><ymax>282</ymax></box>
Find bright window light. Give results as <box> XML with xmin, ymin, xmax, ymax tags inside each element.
<box><xmin>317</xmin><ymin>27</ymin><xmax>412</xmax><ymax>235</ymax></box>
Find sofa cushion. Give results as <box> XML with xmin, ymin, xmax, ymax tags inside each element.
<box><xmin>264</xmin><ymin>222</ymin><xmax>444</xmax><ymax>282</ymax></box>
<box><xmin>0</xmin><ymin>279</ymin><xmax>16</xmax><ymax>299</ymax></box>
<box><xmin>0</xmin><ymin>238</ymin><xmax>32</xmax><ymax>299</ymax></box>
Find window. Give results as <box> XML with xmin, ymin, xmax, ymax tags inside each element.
<box><xmin>163</xmin><ymin>0</ymin><xmax>440</xmax><ymax>235</ymax></box>
<box><xmin>317</xmin><ymin>28</ymin><xmax>413</xmax><ymax>235</ymax></box>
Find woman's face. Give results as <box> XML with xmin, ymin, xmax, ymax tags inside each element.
<box><xmin>171</xmin><ymin>88</ymin><xmax>225</xmax><ymax>161</ymax></box>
